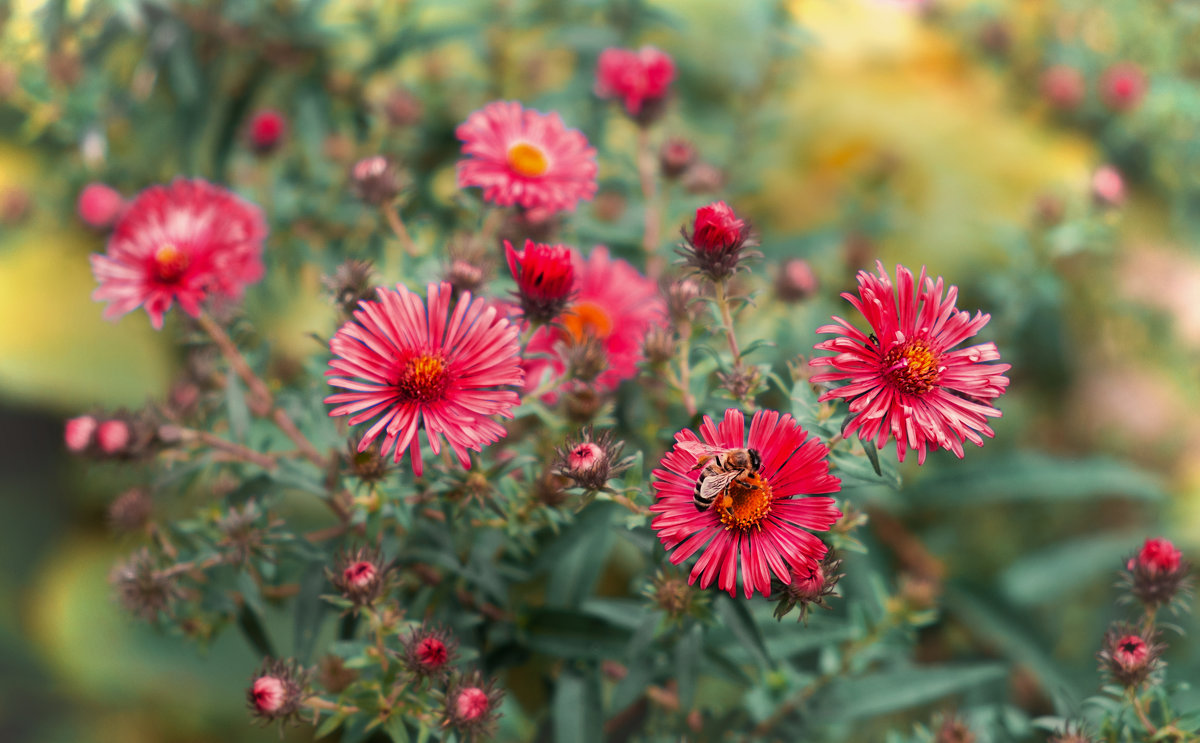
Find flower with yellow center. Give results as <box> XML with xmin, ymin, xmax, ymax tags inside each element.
<box><xmin>396</xmin><ymin>354</ymin><xmax>449</xmax><ymax>403</ymax></box>
<box><xmin>153</xmin><ymin>244</ymin><xmax>189</xmax><ymax>283</ymax></box>
<box><xmin>716</xmin><ymin>474</ymin><xmax>774</xmax><ymax>532</ymax></box>
<box><xmin>881</xmin><ymin>339</ymin><xmax>942</xmax><ymax>395</ymax></box>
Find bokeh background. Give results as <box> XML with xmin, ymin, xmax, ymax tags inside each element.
<box><xmin>2</xmin><ymin>0</ymin><xmax>1200</xmax><ymax>741</ymax></box>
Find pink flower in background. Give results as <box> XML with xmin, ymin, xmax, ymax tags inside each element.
<box><xmin>522</xmin><ymin>246</ymin><xmax>666</xmax><ymax>392</ymax></box>
<box><xmin>1092</xmin><ymin>165</ymin><xmax>1125</xmax><ymax>207</ymax></box>
<box><xmin>90</xmin><ymin>179</ymin><xmax>266</xmax><ymax>329</ymax></box>
<box><xmin>1040</xmin><ymin>65</ymin><xmax>1085</xmax><ymax>110</ymax></box>
<box><xmin>247</xmin><ymin>108</ymin><xmax>287</xmax><ymax>152</ymax></box>
<box><xmin>1128</xmin><ymin>538</ymin><xmax>1182</xmax><ymax>574</ymax></box>
<box><xmin>96</xmin><ymin>419</ymin><xmax>131</xmax><ymax>455</ymax></box>
<box><xmin>810</xmin><ymin>262</ymin><xmax>1010</xmax><ymax>464</ymax></box>
<box><xmin>595</xmin><ymin>46</ymin><xmax>675</xmax><ymax>118</ymax></box>
<box><xmin>456</xmin><ymin>101</ymin><xmax>598</xmax><ymax>213</ymax></box>
<box><xmin>325</xmin><ymin>282</ymin><xmax>524</xmax><ymax>477</ymax></box>
<box><xmin>650</xmin><ymin>408</ymin><xmax>842</xmax><ymax>598</ymax></box>
<box><xmin>64</xmin><ymin>415</ymin><xmax>97</xmax><ymax>452</ymax></box>
<box><xmin>1100</xmin><ymin>62</ymin><xmax>1147</xmax><ymax>112</ymax></box>
<box><xmin>77</xmin><ymin>182</ymin><xmax>125</xmax><ymax>229</ymax></box>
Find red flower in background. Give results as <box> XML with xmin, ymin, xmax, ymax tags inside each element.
<box><xmin>77</xmin><ymin>182</ymin><xmax>125</xmax><ymax>229</ymax></box>
<box><xmin>1100</xmin><ymin>62</ymin><xmax>1147</xmax><ymax>111</ymax></box>
<box><xmin>595</xmin><ymin>46</ymin><xmax>676</xmax><ymax>119</ymax></box>
<box><xmin>810</xmin><ymin>262</ymin><xmax>1010</xmax><ymax>464</ymax></box>
<box><xmin>650</xmin><ymin>409</ymin><xmax>842</xmax><ymax>598</ymax></box>
<box><xmin>505</xmin><ymin>239</ymin><xmax>576</xmax><ymax>324</ymax></box>
<box><xmin>247</xmin><ymin>108</ymin><xmax>287</xmax><ymax>152</ymax></box>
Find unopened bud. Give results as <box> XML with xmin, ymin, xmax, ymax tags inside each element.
<box><xmin>349</xmin><ymin>155</ymin><xmax>403</xmax><ymax>205</ymax></box>
<box><xmin>679</xmin><ymin>201</ymin><xmax>757</xmax><ymax>282</ymax></box>
<box><xmin>775</xmin><ymin>258</ymin><xmax>817</xmax><ymax>303</ymax></box>
<box><xmin>96</xmin><ymin>419</ymin><xmax>131</xmax><ymax>455</ymax></box>
<box><xmin>64</xmin><ymin>415</ymin><xmax>98</xmax><ymax>453</ymax></box>
<box><xmin>659</xmin><ymin>138</ymin><xmax>696</xmax><ymax>179</ymax></box>
<box><xmin>247</xmin><ymin>109</ymin><xmax>287</xmax><ymax>153</ymax></box>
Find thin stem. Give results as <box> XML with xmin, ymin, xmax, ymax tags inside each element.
<box><xmin>478</xmin><ymin>207</ymin><xmax>505</xmax><ymax>253</ymax></box>
<box><xmin>304</xmin><ymin>696</ymin><xmax>360</xmax><ymax>715</ymax></box>
<box><xmin>167</xmin><ymin>425</ymin><xmax>278</xmax><ymax>470</ymax></box>
<box><xmin>1130</xmin><ymin>689</ymin><xmax>1158</xmax><ymax>736</ymax></box>
<box><xmin>636</xmin><ymin>126</ymin><xmax>663</xmax><ymax>280</ymax></box>
<box><xmin>383</xmin><ymin>203</ymin><xmax>419</xmax><ymax>256</ymax></box>
<box><xmin>676</xmin><ymin>321</ymin><xmax>697</xmax><ymax>416</ymax></box>
<box><xmin>159</xmin><ymin>552</ymin><xmax>227</xmax><ymax>579</ymax></box>
<box><xmin>713</xmin><ymin>279</ymin><xmax>742</xmax><ymax>365</ymax></box>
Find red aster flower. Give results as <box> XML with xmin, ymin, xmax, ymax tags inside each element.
<box><xmin>650</xmin><ymin>409</ymin><xmax>842</xmax><ymax>599</ymax></box>
<box><xmin>1040</xmin><ymin>65</ymin><xmax>1085</xmax><ymax>110</ymax></box>
<box><xmin>247</xmin><ymin>108</ymin><xmax>287</xmax><ymax>152</ymax></box>
<box><xmin>77</xmin><ymin>182</ymin><xmax>125</xmax><ymax>229</ymax></box>
<box><xmin>521</xmin><ymin>246</ymin><xmax>667</xmax><ymax>393</ymax></box>
<box><xmin>456</xmin><ymin>101</ymin><xmax>598</xmax><ymax>214</ymax></box>
<box><xmin>505</xmin><ymin>239</ymin><xmax>576</xmax><ymax>324</ymax></box>
<box><xmin>325</xmin><ymin>282</ymin><xmax>524</xmax><ymax>476</ymax></box>
<box><xmin>1123</xmin><ymin>537</ymin><xmax>1192</xmax><ymax>609</ymax></box>
<box><xmin>90</xmin><ymin>179</ymin><xmax>266</xmax><ymax>329</ymax></box>
<box><xmin>595</xmin><ymin>46</ymin><xmax>676</xmax><ymax>121</ymax></box>
<box><xmin>809</xmin><ymin>262</ymin><xmax>1011</xmax><ymax>464</ymax></box>
<box><xmin>1100</xmin><ymin>62</ymin><xmax>1147</xmax><ymax>112</ymax></box>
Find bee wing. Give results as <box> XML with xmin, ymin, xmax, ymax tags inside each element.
<box><xmin>677</xmin><ymin>440</ymin><xmax>725</xmax><ymax>459</ymax></box>
<box><xmin>699</xmin><ymin>470</ymin><xmax>740</xmax><ymax>504</ymax></box>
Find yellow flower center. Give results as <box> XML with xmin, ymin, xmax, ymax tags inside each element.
<box><xmin>717</xmin><ymin>473</ymin><xmax>774</xmax><ymax>532</ymax></box>
<box><xmin>882</xmin><ymin>339</ymin><xmax>942</xmax><ymax>395</ymax></box>
<box><xmin>153</xmin><ymin>244</ymin><xmax>189</xmax><ymax>283</ymax></box>
<box><xmin>561</xmin><ymin>301</ymin><xmax>613</xmax><ymax>341</ymax></box>
<box><xmin>397</xmin><ymin>354</ymin><xmax>449</xmax><ymax>403</ymax></box>
<box><xmin>507</xmin><ymin>142</ymin><xmax>549</xmax><ymax>178</ymax></box>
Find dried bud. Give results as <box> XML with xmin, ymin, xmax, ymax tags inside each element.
<box><xmin>322</xmin><ymin>259</ymin><xmax>377</xmax><ymax>317</ymax></box>
<box><xmin>663</xmin><ymin>278</ymin><xmax>701</xmax><ymax>325</ymax></box>
<box><xmin>499</xmin><ymin>206</ymin><xmax>561</xmax><ymax>247</ymax></box>
<box><xmin>344</xmin><ymin>436</ymin><xmax>392</xmax><ymax>483</ymax></box>
<box><xmin>1100</xmin><ymin>62</ymin><xmax>1147</xmax><ymax>112</ymax></box>
<box><xmin>935</xmin><ymin>714</ymin><xmax>975</xmax><ymax>743</ymax></box>
<box><xmin>64</xmin><ymin>415</ymin><xmax>98</xmax><ymax>453</ymax></box>
<box><xmin>505</xmin><ymin>239</ymin><xmax>576</xmax><ymax>324</ymax></box>
<box><xmin>643</xmin><ymin>326</ymin><xmax>676</xmax><ymax>366</ymax></box>
<box><xmin>0</xmin><ymin>187</ymin><xmax>31</xmax><ymax>226</ymax></box>
<box><xmin>679</xmin><ymin>201</ymin><xmax>758</xmax><ymax>282</ymax></box>
<box><xmin>382</xmin><ymin>87</ymin><xmax>423</xmax><ymax>128</ymax></box>
<box><xmin>400</xmin><ymin>624</ymin><xmax>457</xmax><ymax>679</ymax></box>
<box><xmin>680</xmin><ymin>161</ymin><xmax>724</xmax><ymax>194</ymax></box>
<box><xmin>1122</xmin><ymin>537</ymin><xmax>1192</xmax><ymax>610</ymax></box>
<box><xmin>76</xmin><ymin>183</ymin><xmax>124</xmax><ymax>229</ymax></box>
<box><xmin>1098</xmin><ymin>624</ymin><xmax>1163</xmax><ymax>688</ymax></box>
<box><xmin>592</xmin><ymin>190</ymin><xmax>627</xmax><ymax>223</ymax></box>
<box><xmin>443</xmin><ymin>672</ymin><xmax>503</xmax><ymax>737</ymax></box>
<box><xmin>645</xmin><ymin>568</ymin><xmax>705</xmax><ymax>620</ymax></box>
<box><xmin>445</xmin><ymin>259</ymin><xmax>485</xmax><ymax>297</ymax></box>
<box><xmin>559</xmin><ymin>335</ymin><xmax>608</xmax><ymax>383</ymax></box>
<box><xmin>775</xmin><ymin>258</ymin><xmax>817</xmax><ymax>303</ymax></box>
<box><xmin>247</xmin><ymin>658</ymin><xmax>310</xmax><ymax>725</ymax></box>
<box><xmin>110</xmin><ymin>548</ymin><xmax>180</xmax><ymax>621</ymax></box>
<box><xmin>659</xmin><ymin>137</ymin><xmax>696</xmax><ymax>179</ymax></box>
<box><xmin>247</xmin><ymin>108</ymin><xmax>287</xmax><ymax>153</ymax></box>
<box><xmin>108</xmin><ymin>488</ymin><xmax>153</xmax><ymax>533</ymax></box>
<box><xmin>717</xmin><ymin>365</ymin><xmax>764</xmax><ymax>402</ymax></box>
<box><xmin>349</xmin><ymin>155</ymin><xmax>403</xmax><ymax>205</ymax></box>
<box><xmin>554</xmin><ymin>427</ymin><xmax>634</xmax><ymax>492</ymax></box>
<box><xmin>1091</xmin><ymin>165</ymin><xmax>1125</xmax><ymax>208</ymax></box>
<box><xmin>1041</xmin><ymin>65</ymin><xmax>1085</xmax><ymax>111</ymax></box>
<box><xmin>772</xmin><ymin>554</ymin><xmax>843</xmax><ymax>623</ymax></box>
<box><xmin>534</xmin><ymin>470</ymin><xmax>571</xmax><ymax>507</ymax></box>
<box><xmin>216</xmin><ymin>501</ymin><xmax>279</xmax><ymax>565</ymax></box>
<box><xmin>563</xmin><ymin>386</ymin><xmax>606</xmax><ymax>423</ymax></box>
<box><xmin>328</xmin><ymin>545</ymin><xmax>390</xmax><ymax>609</ymax></box>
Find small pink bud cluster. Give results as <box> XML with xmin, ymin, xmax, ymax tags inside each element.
<box><xmin>65</xmin><ymin>414</ymin><xmax>150</xmax><ymax>458</ymax></box>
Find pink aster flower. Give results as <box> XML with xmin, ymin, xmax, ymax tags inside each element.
<box><xmin>90</xmin><ymin>179</ymin><xmax>266</xmax><ymax>329</ymax></box>
<box><xmin>595</xmin><ymin>46</ymin><xmax>676</xmax><ymax>120</ymax></box>
<box><xmin>325</xmin><ymin>282</ymin><xmax>524</xmax><ymax>477</ymax></box>
<box><xmin>650</xmin><ymin>408</ymin><xmax>842</xmax><ymax>598</ymax></box>
<box><xmin>77</xmin><ymin>182</ymin><xmax>125</xmax><ymax>229</ymax></box>
<box><xmin>522</xmin><ymin>246</ymin><xmax>666</xmax><ymax>392</ymax></box>
<box><xmin>810</xmin><ymin>262</ymin><xmax>1011</xmax><ymax>464</ymax></box>
<box><xmin>456</xmin><ymin>101</ymin><xmax>598</xmax><ymax>214</ymax></box>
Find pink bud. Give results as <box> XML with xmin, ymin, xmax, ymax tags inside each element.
<box><xmin>415</xmin><ymin>636</ymin><xmax>449</xmax><ymax>669</ymax></box>
<box><xmin>1100</xmin><ymin>63</ymin><xmax>1147</xmax><ymax>112</ymax></box>
<box><xmin>247</xmin><ymin>109</ymin><xmax>287</xmax><ymax>152</ymax></box>
<box><xmin>342</xmin><ymin>560</ymin><xmax>377</xmax><ymax>589</ymax></box>
<box><xmin>692</xmin><ymin>202</ymin><xmax>746</xmax><ymax>254</ymax></box>
<box><xmin>1113</xmin><ymin>634</ymin><xmax>1148</xmax><ymax>667</ymax></box>
<box><xmin>1129</xmin><ymin>537</ymin><xmax>1182</xmax><ymax>574</ymax></box>
<box><xmin>566</xmin><ymin>442</ymin><xmax>604</xmax><ymax>473</ymax></box>
<box><xmin>64</xmin><ymin>415</ymin><xmax>98</xmax><ymax>452</ymax></box>
<box><xmin>251</xmin><ymin>676</ymin><xmax>286</xmax><ymax>714</ymax></box>
<box><xmin>777</xmin><ymin>258</ymin><xmax>818</xmax><ymax>302</ymax></box>
<box><xmin>1091</xmin><ymin>166</ymin><xmax>1125</xmax><ymax>207</ymax></box>
<box><xmin>455</xmin><ymin>687</ymin><xmax>490</xmax><ymax>721</ymax></box>
<box><xmin>96</xmin><ymin>419</ymin><xmax>131</xmax><ymax>455</ymax></box>
<box><xmin>1040</xmin><ymin>65</ymin><xmax>1085</xmax><ymax>110</ymax></box>
<box><xmin>77</xmin><ymin>183</ymin><xmax>125</xmax><ymax>229</ymax></box>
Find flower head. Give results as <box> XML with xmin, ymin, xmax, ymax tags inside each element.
<box><xmin>1091</xmin><ymin>165</ymin><xmax>1125</xmax><ymax>208</ymax></box>
<box><xmin>328</xmin><ymin>545</ymin><xmax>390</xmax><ymax>609</ymax></box>
<box><xmin>400</xmin><ymin>624</ymin><xmax>457</xmax><ymax>679</ymax></box>
<box><xmin>325</xmin><ymin>282</ymin><xmax>524</xmax><ymax>477</ymax></box>
<box><xmin>595</xmin><ymin>46</ymin><xmax>676</xmax><ymax>122</ymax></box>
<box><xmin>443</xmin><ymin>671</ymin><xmax>503</xmax><ymax>738</ymax></box>
<box><xmin>810</xmin><ymin>262</ymin><xmax>1011</xmax><ymax>464</ymax></box>
<box><xmin>90</xmin><ymin>179</ymin><xmax>266</xmax><ymax>329</ymax></box>
<box><xmin>247</xmin><ymin>108</ymin><xmax>287</xmax><ymax>152</ymax></box>
<box><xmin>77</xmin><ymin>182</ymin><xmax>125</xmax><ymax>229</ymax></box>
<box><xmin>456</xmin><ymin>101</ymin><xmax>598</xmax><ymax>214</ymax></box>
<box><xmin>776</xmin><ymin>258</ymin><xmax>818</xmax><ymax>303</ymax></box>
<box><xmin>1098</xmin><ymin>624</ymin><xmax>1163</xmax><ymax>688</ymax></box>
<box><xmin>522</xmin><ymin>246</ymin><xmax>667</xmax><ymax>394</ymax></box>
<box><xmin>554</xmin><ymin>426</ymin><xmax>635</xmax><ymax>492</ymax></box>
<box><xmin>650</xmin><ymin>409</ymin><xmax>842</xmax><ymax>598</ymax></box>
<box><xmin>247</xmin><ymin>658</ymin><xmax>310</xmax><ymax>725</ymax></box>
<box><xmin>1100</xmin><ymin>62</ymin><xmax>1147</xmax><ymax>112</ymax></box>
<box><xmin>771</xmin><ymin>553</ymin><xmax>844</xmax><ymax>623</ymax></box>
<box><xmin>1122</xmin><ymin>537</ymin><xmax>1192</xmax><ymax>610</ymax></box>
<box><xmin>659</xmin><ymin>137</ymin><xmax>697</xmax><ymax>178</ymax></box>
<box><xmin>679</xmin><ymin>201</ymin><xmax>757</xmax><ymax>281</ymax></box>
<box><xmin>505</xmin><ymin>239</ymin><xmax>576</xmax><ymax>324</ymax></box>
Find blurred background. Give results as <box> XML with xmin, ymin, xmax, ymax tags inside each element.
<box><xmin>2</xmin><ymin>0</ymin><xmax>1200</xmax><ymax>741</ymax></box>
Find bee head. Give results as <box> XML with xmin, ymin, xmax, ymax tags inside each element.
<box><xmin>748</xmin><ymin>448</ymin><xmax>762</xmax><ymax>470</ymax></box>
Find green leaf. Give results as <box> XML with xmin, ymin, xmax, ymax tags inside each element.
<box><xmin>542</xmin><ymin>503</ymin><xmax>616</xmax><ymax>608</ymax></box>
<box><xmin>714</xmin><ymin>594</ymin><xmax>773</xmax><ymax>670</ymax></box>
<box><xmin>816</xmin><ymin>663</ymin><xmax>1007</xmax><ymax>722</ymax></box>
<box><xmin>675</xmin><ymin>623</ymin><xmax>702</xmax><ymax>710</ymax></box>
<box><xmin>525</xmin><ymin>609</ymin><xmax>631</xmax><ymax>660</ymax></box>
<box><xmin>383</xmin><ymin>716</ymin><xmax>411</xmax><ymax>743</ymax></box>
<box><xmin>998</xmin><ymin>531</ymin><xmax>1144</xmax><ymax>607</ymax></box>
<box><xmin>314</xmin><ymin>711</ymin><xmax>348</xmax><ymax>739</ymax></box>
<box><xmin>554</xmin><ymin>669</ymin><xmax>602</xmax><ymax>743</ymax></box>
<box><xmin>860</xmin><ymin>436</ymin><xmax>883</xmax><ymax>477</ymax></box>
<box><xmin>293</xmin><ymin>560</ymin><xmax>329</xmax><ymax>662</ymax></box>
<box><xmin>908</xmin><ymin>452</ymin><xmax>1165</xmax><ymax>505</ymax></box>
<box><xmin>225</xmin><ymin>372</ymin><xmax>249</xmax><ymax>444</ymax></box>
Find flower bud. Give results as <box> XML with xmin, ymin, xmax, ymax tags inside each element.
<box><xmin>328</xmin><ymin>546</ymin><xmax>390</xmax><ymax>608</ymax></box>
<box><xmin>108</xmin><ymin>488</ymin><xmax>153</xmax><ymax>533</ymax></box>
<box><xmin>1040</xmin><ymin>65</ymin><xmax>1085</xmax><ymax>111</ymax></box>
<box><xmin>775</xmin><ymin>258</ymin><xmax>817</xmax><ymax>303</ymax></box>
<box><xmin>659</xmin><ymin>137</ymin><xmax>696</xmax><ymax>179</ymax></box>
<box><xmin>382</xmin><ymin>87</ymin><xmax>423</xmax><ymax>128</ymax></box>
<box><xmin>110</xmin><ymin>548</ymin><xmax>179</xmax><ymax>621</ymax></box>
<box><xmin>554</xmin><ymin>426</ymin><xmax>634</xmax><ymax>492</ymax></box>
<box><xmin>343</xmin><ymin>436</ymin><xmax>392</xmax><ymax>483</ymax></box>
<box><xmin>321</xmin><ymin>259</ymin><xmax>377</xmax><ymax>318</ymax></box>
<box><xmin>1100</xmin><ymin>62</ymin><xmax>1147</xmax><ymax>112</ymax></box>
<box><xmin>560</xmin><ymin>335</ymin><xmax>607</xmax><ymax>383</ymax></box>
<box><xmin>400</xmin><ymin>624</ymin><xmax>457</xmax><ymax>679</ymax></box>
<box><xmin>1122</xmin><ymin>537</ymin><xmax>1192</xmax><ymax>610</ymax></box>
<box><xmin>1</xmin><ymin>187</ymin><xmax>31</xmax><ymax>226</ymax></box>
<box><xmin>663</xmin><ymin>278</ymin><xmax>701</xmax><ymax>325</ymax></box>
<box><xmin>771</xmin><ymin>554</ymin><xmax>843</xmax><ymax>623</ymax></box>
<box><xmin>505</xmin><ymin>239</ymin><xmax>576</xmax><ymax>324</ymax></box>
<box><xmin>76</xmin><ymin>183</ymin><xmax>124</xmax><ymax>229</ymax></box>
<box><xmin>935</xmin><ymin>714</ymin><xmax>976</xmax><ymax>743</ymax></box>
<box><xmin>246</xmin><ymin>659</ymin><xmax>309</xmax><ymax>724</ymax></box>
<box><xmin>444</xmin><ymin>672</ymin><xmax>503</xmax><ymax>736</ymax></box>
<box><xmin>247</xmin><ymin>109</ymin><xmax>287</xmax><ymax>153</ymax></box>
<box><xmin>1091</xmin><ymin>165</ymin><xmax>1125</xmax><ymax>208</ymax></box>
<box><xmin>592</xmin><ymin>190</ymin><xmax>627</xmax><ymax>223</ymax></box>
<box><xmin>349</xmin><ymin>155</ymin><xmax>403</xmax><ymax>205</ymax></box>
<box><xmin>643</xmin><ymin>326</ymin><xmax>676</xmax><ymax>366</ymax></box>
<box><xmin>64</xmin><ymin>415</ymin><xmax>98</xmax><ymax>453</ymax></box>
<box><xmin>595</xmin><ymin>46</ymin><xmax>675</xmax><ymax>125</ymax></box>
<box><xmin>681</xmin><ymin>162</ymin><xmax>724</xmax><ymax>194</ymax></box>
<box><xmin>679</xmin><ymin>201</ymin><xmax>757</xmax><ymax>281</ymax></box>
<box><xmin>645</xmin><ymin>568</ymin><xmax>705</xmax><ymax>620</ymax></box>
<box><xmin>1098</xmin><ymin>623</ymin><xmax>1162</xmax><ymax>688</ymax></box>
<box><xmin>96</xmin><ymin>419</ymin><xmax>131</xmax><ymax>455</ymax></box>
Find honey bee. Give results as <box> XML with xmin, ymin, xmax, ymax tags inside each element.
<box><xmin>677</xmin><ymin>441</ymin><xmax>763</xmax><ymax>512</ymax></box>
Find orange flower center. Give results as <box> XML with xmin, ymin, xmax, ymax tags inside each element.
<box><xmin>507</xmin><ymin>142</ymin><xmax>549</xmax><ymax>178</ymax></box>
<box><xmin>882</xmin><ymin>339</ymin><xmax>942</xmax><ymax>395</ymax></box>
<box><xmin>717</xmin><ymin>473</ymin><xmax>774</xmax><ymax>532</ymax></box>
<box><xmin>396</xmin><ymin>354</ymin><xmax>449</xmax><ymax>403</ymax></box>
<box><xmin>561</xmin><ymin>301</ymin><xmax>613</xmax><ymax>341</ymax></box>
<box><xmin>154</xmin><ymin>244</ymin><xmax>189</xmax><ymax>283</ymax></box>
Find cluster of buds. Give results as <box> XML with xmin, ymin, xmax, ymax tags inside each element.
<box><xmin>247</xmin><ymin>658</ymin><xmax>311</xmax><ymax>727</ymax></box>
<box><xmin>327</xmin><ymin>545</ymin><xmax>393</xmax><ymax>610</ymax></box>
<box><xmin>553</xmin><ymin>426</ymin><xmax>635</xmax><ymax>493</ymax></box>
<box><xmin>678</xmin><ymin>201</ymin><xmax>758</xmax><ymax>282</ymax></box>
<box><xmin>64</xmin><ymin>412</ymin><xmax>157</xmax><ymax>459</ymax></box>
<box><xmin>771</xmin><ymin>553</ymin><xmax>844</xmax><ymax>623</ymax></box>
<box><xmin>1121</xmin><ymin>537</ymin><xmax>1192</xmax><ymax>611</ymax></box>
<box><xmin>505</xmin><ymin>239</ymin><xmax>576</xmax><ymax>325</ymax></box>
